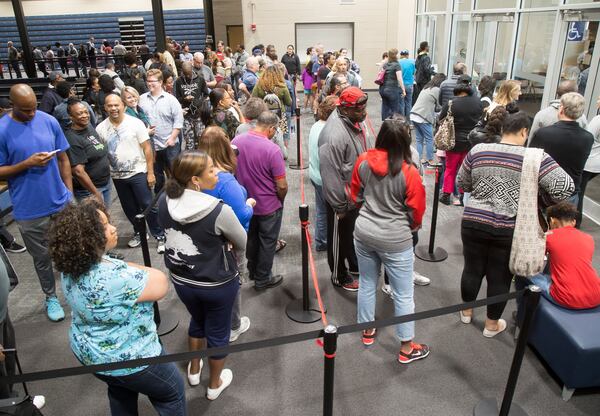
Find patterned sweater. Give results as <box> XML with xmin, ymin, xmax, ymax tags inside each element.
<box><xmin>457</xmin><ymin>143</ymin><xmax>574</xmax><ymax>234</ymax></box>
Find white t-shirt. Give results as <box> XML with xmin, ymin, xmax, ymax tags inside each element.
<box><xmin>96</xmin><ymin>114</ymin><xmax>150</xmax><ymax>179</ymax></box>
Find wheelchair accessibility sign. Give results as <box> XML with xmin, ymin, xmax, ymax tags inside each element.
<box><xmin>568</xmin><ymin>22</ymin><xmax>585</xmax><ymax>42</ymax></box>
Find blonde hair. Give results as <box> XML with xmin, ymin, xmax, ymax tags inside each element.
<box><xmin>257</xmin><ymin>65</ymin><xmax>285</xmax><ymax>93</ymax></box>
<box><xmin>494</xmin><ymin>80</ymin><xmax>521</xmax><ymax>106</ymax></box>
<box><xmin>121</xmin><ymin>86</ymin><xmax>140</xmax><ymax>104</ymax></box>
<box><xmin>146</xmin><ymin>68</ymin><xmax>164</xmax><ymax>82</ymax></box>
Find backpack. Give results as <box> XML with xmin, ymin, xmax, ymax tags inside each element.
<box><xmin>263</xmin><ymin>89</ymin><xmax>288</xmax><ymax>135</ymax></box>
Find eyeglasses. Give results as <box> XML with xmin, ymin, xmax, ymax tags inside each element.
<box><xmin>147</xmin><ymin>79</ymin><xmax>160</xmax><ymax>84</ymax></box>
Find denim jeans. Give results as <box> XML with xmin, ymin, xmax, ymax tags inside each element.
<box><xmin>527</xmin><ymin>273</ymin><xmax>553</xmax><ymax>301</ymax></box>
<box><xmin>154</xmin><ymin>145</ymin><xmax>180</xmax><ymax>194</ymax></box>
<box><xmin>398</xmin><ymin>84</ymin><xmax>413</xmax><ymax>118</ymax></box>
<box><xmin>247</xmin><ymin>208</ymin><xmax>283</xmax><ymax>285</ymax></box>
<box><xmin>355</xmin><ymin>239</ymin><xmax>415</xmax><ymax>341</ymax></box>
<box><xmin>74</xmin><ymin>183</ymin><xmax>112</xmax><ymax>208</ymax></box>
<box><xmin>112</xmin><ymin>173</ymin><xmax>164</xmax><ymax>238</ymax></box>
<box><xmin>311</xmin><ymin>180</ymin><xmax>327</xmax><ymax>249</ymax></box>
<box><xmin>413</xmin><ymin>122</ymin><xmax>433</xmax><ymax>161</ymax></box>
<box><xmin>95</xmin><ymin>350</ymin><xmax>186</xmax><ymax>416</ymax></box>
<box><xmin>379</xmin><ymin>85</ymin><xmax>400</xmax><ymax>120</ymax></box>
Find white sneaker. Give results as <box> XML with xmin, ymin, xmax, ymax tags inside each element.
<box><xmin>413</xmin><ymin>271</ymin><xmax>431</xmax><ymax>286</ymax></box>
<box><xmin>127</xmin><ymin>233</ymin><xmax>149</xmax><ymax>248</ymax></box>
<box><xmin>381</xmin><ymin>284</ymin><xmax>392</xmax><ymax>296</ymax></box>
<box><xmin>156</xmin><ymin>236</ymin><xmax>166</xmax><ymax>254</ymax></box>
<box><xmin>206</xmin><ymin>368</ymin><xmax>233</xmax><ymax>400</ymax></box>
<box><xmin>32</xmin><ymin>395</ymin><xmax>46</xmax><ymax>409</ymax></box>
<box><xmin>230</xmin><ymin>316</ymin><xmax>250</xmax><ymax>342</ymax></box>
<box><xmin>187</xmin><ymin>360</ymin><xmax>203</xmax><ymax>386</ymax></box>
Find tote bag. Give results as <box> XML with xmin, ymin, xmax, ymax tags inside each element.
<box><xmin>509</xmin><ymin>147</ymin><xmax>547</xmax><ymax>277</ymax></box>
<box><xmin>434</xmin><ymin>100</ymin><xmax>455</xmax><ymax>151</ymax></box>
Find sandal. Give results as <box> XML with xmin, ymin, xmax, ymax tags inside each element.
<box><xmin>276</xmin><ymin>239</ymin><xmax>287</xmax><ymax>253</ymax></box>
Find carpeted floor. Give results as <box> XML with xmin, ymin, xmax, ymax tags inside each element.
<box><xmin>5</xmin><ymin>95</ymin><xmax>600</xmax><ymax>415</ymax></box>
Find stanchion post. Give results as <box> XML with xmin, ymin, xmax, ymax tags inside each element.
<box><xmin>473</xmin><ymin>286</ymin><xmax>541</xmax><ymax>416</ymax></box>
<box><xmin>289</xmin><ymin>107</ymin><xmax>307</xmax><ymax>170</ymax></box>
<box><xmin>286</xmin><ymin>204</ymin><xmax>322</xmax><ymax>323</ymax></box>
<box><xmin>415</xmin><ymin>166</ymin><xmax>448</xmax><ymax>262</ymax></box>
<box><xmin>323</xmin><ymin>325</ymin><xmax>338</xmax><ymax>416</ymax></box>
<box><xmin>134</xmin><ymin>214</ymin><xmax>179</xmax><ymax>336</ymax></box>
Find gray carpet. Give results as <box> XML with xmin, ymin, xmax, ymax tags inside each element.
<box><xmin>5</xmin><ymin>96</ymin><xmax>600</xmax><ymax>415</ymax></box>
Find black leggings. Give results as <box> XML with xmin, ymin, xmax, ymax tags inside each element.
<box><xmin>460</xmin><ymin>225</ymin><xmax>513</xmax><ymax>320</ymax></box>
<box><xmin>577</xmin><ymin>170</ymin><xmax>599</xmax><ymax>227</ymax></box>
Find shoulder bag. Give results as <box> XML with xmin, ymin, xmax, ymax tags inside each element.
<box><xmin>509</xmin><ymin>147</ymin><xmax>547</xmax><ymax>277</ymax></box>
<box><xmin>434</xmin><ymin>100</ymin><xmax>455</xmax><ymax>151</ymax></box>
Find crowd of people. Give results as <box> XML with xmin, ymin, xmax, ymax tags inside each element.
<box><xmin>0</xmin><ymin>34</ymin><xmax>599</xmax><ymax>415</ymax></box>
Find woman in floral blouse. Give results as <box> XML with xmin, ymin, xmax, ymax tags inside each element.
<box><xmin>48</xmin><ymin>198</ymin><xmax>186</xmax><ymax>416</ymax></box>
<box><xmin>200</xmin><ymin>87</ymin><xmax>243</xmax><ymax>140</ymax></box>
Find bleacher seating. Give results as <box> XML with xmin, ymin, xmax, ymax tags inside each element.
<box><xmin>0</xmin><ymin>9</ymin><xmax>206</xmax><ymax>59</ymax></box>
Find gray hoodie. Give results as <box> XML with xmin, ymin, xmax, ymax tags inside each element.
<box><xmin>318</xmin><ymin>109</ymin><xmax>375</xmax><ymax>214</ymax></box>
<box><xmin>158</xmin><ymin>190</ymin><xmax>246</xmax><ymax>286</ymax></box>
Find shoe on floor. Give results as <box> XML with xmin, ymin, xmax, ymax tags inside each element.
<box><xmin>275</xmin><ymin>239</ymin><xmax>287</xmax><ymax>253</ymax></box>
<box><xmin>127</xmin><ymin>233</ymin><xmax>148</xmax><ymax>248</ymax></box>
<box><xmin>398</xmin><ymin>342</ymin><xmax>430</xmax><ymax>364</ymax></box>
<box><xmin>156</xmin><ymin>236</ymin><xmax>166</xmax><ymax>254</ymax></box>
<box><xmin>106</xmin><ymin>250</ymin><xmax>125</xmax><ymax>260</ymax></box>
<box><xmin>483</xmin><ymin>319</ymin><xmax>507</xmax><ymax>338</ymax></box>
<box><xmin>32</xmin><ymin>395</ymin><xmax>45</xmax><ymax>409</ymax></box>
<box><xmin>459</xmin><ymin>310</ymin><xmax>472</xmax><ymax>324</ymax></box>
<box><xmin>362</xmin><ymin>329</ymin><xmax>376</xmax><ymax>346</ymax></box>
<box><xmin>381</xmin><ymin>283</ymin><xmax>392</xmax><ymax>296</ymax></box>
<box><xmin>315</xmin><ymin>244</ymin><xmax>327</xmax><ymax>252</ymax></box>
<box><xmin>4</xmin><ymin>240</ymin><xmax>26</xmax><ymax>253</ymax></box>
<box><xmin>413</xmin><ymin>271</ymin><xmax>430</xmax><ymax>286</ymax></box>
<box><xmin>46</xmin><ymin>296</ymin><xmax>65</xmax><ymax>322</ymax></box>
<box><xmin>254</xmin><ymin>275</ymin><xmax>284</xmax><ymax>291</ymax></box>
<box><xmin>341</xmin><ymin>279</ymin><xmax>359</xmax><ymax>292</ymax></box>
<box><xmin>439</xmin><ymin>193</ymin><xmax>451</xmax><ymax>206</ymax></box>
<box><xmin>230</xmin><ymin>316</ymin><xmax>250</xmax><ymax>342</ymax></box>
<box><xmin>206</xmin><ymin>368</ymin><xmax>233</xmax><ymax>400</ymax></box>
<box><xmin>187</xmin><ymin>360</ymin><xmax>203</xmax><ymax>386</ymax></box>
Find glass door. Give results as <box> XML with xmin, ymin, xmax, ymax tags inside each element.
<box><xmin>471</xmin><ymin>14</ymin><xmax>515</xmax><ymax>86</ymax></box>
<box><xmin>415</xmin><ymin>14</ymin><xmax>448</xmax><ymax>73</ymax></box>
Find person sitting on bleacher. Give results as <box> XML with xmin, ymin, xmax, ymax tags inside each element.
<box><xmin>528</xmin><ymin>201</ymin><xmax>600</xmax><ymax>309</ymax></box>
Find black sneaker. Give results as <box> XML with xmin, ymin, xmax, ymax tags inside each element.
<box><xmin>4</xmin><ymin>241</ymin><xmax>26</xmax><ymax>253</ymax></box>
<box><xmin>439</xmin><ymin>193</ymin><xmax>451</xmax><ymax>206</ymax></box>
<box><xmin>254</xmin><ymin>274</ymin><xmax>284</xmax><ymax>291</ymax></box>
<box><xmin>107</xmin><ymin>251</ymin><xmax>125</xmax><ymax>260</ymax></box>
<box><xmin>398</xmin><ymin>342</ymin><xmax>430</xmax><ymax>364</ymax></box>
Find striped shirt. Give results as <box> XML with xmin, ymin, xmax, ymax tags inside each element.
<box><xmin>457</xmin><ymin>143</ymin><xmax>574</xmax><ymax>234</ymax></box>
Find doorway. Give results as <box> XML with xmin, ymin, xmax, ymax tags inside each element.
<box><xmin>226</xmin><ymin>25</ymin><xmax>244</xmax><ymax>50</ymax></box>
<box><xmin>471</xmin><ymin>14</ymin><xmax>515</xmax><ymax>86</ymax></box>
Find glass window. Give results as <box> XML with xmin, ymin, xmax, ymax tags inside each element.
<box><xmin>558</xmin><ymin>21</ymin><xmax>598</xmax><ymax>97</ymax></box>
<box><xmin>454</xmin><ymin>0</ymin><xmax>472</xmax><ymax>11</ymax></box>
<box><xmin>513</xmin><ymin>12</ymin><xmax>555</xmax><ymax>116</ymax></box>
<box><xmin>415</xmin><ymin>14</ymin><xmax>447</xmax><ymax>73</ymax></box>
<box><xmin>450</xmin><ymin>17</ymin><xmax>470</xmax><ymax>69</ymax></box>
<box><xmin>426</xmin><ymin>0</ymin><xmax>448</xmax><ymax>12</ymax></box>
<box><xmin>472</xmin><ymin>21</ymin><xmax>513</xmax><ymax>84</ymax></box>
<box><xmin>522</xmin><ymin>0</ymin><xmax>559</xmax><ymax>7</ymax></box>
<box><xmin>566</xmin><ymin>0</ymin><xmax>600</xmax><ymax>3</ymax></box>
<box><xmin>476</xmin><ymin>0</ymin><xmax>516</xmax><ymax>8</ymax></box>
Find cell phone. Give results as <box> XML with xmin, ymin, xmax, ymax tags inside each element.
<box><xmin>47</xmin><ymin>149</ymin><xmax>61</xmax><ymax>156</ymax></box>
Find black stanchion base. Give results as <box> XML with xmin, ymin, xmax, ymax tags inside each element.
<box><xmin>473</xmin><ymin>398</ymin><xmax>529</xmax><ymax>416</ymax></box>
<box><xmin>415</xmin><ymin>246</ymin><xmax>448</xmax><ymax>262</ymax></box>
<box><xmin>289</xmin><ymin>164</ymin><xmax>308</xmax><ymax>170</ymax></box>
<box><xmin>286</xmin><ymin>299</ymin><xmax>323</xmax><ymax>323</ymax></box>
<box><xmin>156</xmin><ymin>310</ymin><xmax>180</xmax><ymax>337</ymax></box>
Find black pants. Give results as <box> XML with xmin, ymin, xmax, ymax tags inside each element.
<box><xmin>326</xmin><ymin>203</ymin><xmax>358</xmax><ymax>285</ymax></box>
<box><xmin>9</xmin><ymin>61</ymin><xmax>21</xmax><ymax>79</ymax></box>
<box><xmin>0</xmin><ymin>313</ymin><xmax>16</xmax><ymax>399</ymax></box>
<box><xmin>577</xmin><ymin>170</ymin><xmax>599</xmax><ymax>227</ymax></box>
<box><xmin>153</xmin><ymin>145</ymin><xmax>180</xmax><ymax>194</ymax></box>
<box><xmin>36</xmin><ymin>62</ymin><xmax>48</xmax><ymax>77</ymax></box>
<box><xmin>58</xmin><ymin>58</ymin><xmax>69</xmax><ymax>75</ymax></box>
<box><xmin>461</xmin><ymin>225</ymin><xmax>513</xmax><ymax>320</ymax></box>
<box><xmin>247</xmin><ymin>208</ymin><xmax>283</xmax><ymax>285</ymax></box>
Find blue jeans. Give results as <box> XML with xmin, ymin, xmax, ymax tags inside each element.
<box><xmin>355</xmin><ymin>239</ymin><xmax>415</xmax><ymax>341</ymax></box>
<box><xmin>379</xmin><ymin>85</ymin><xmax>400</xmax><ymax>120</ymax></box>
<box><xmin>398</xmin><ymin>85</ymin><xmax>413</xmax><ymax>118</ymax></box>
<box><xmin>154</xmin><ymin>144</ymin><xmax>180</xmax><ymax>194</ymax></box>
<box><xmin>413</xmin><ymin>122</ymin><xmax>433</xmax><ymax>161</ymax></box>
<box><xmin>95</xmin><ymin>350</ymin><xmax>186</xmax><ymax>416</ymax></box>
<box><xmin>112</xmin><ymin>173</ymin><xmax>164</xmax><ymax>238</ymax></box>
<box><xmin>311</xmin><ymin>180</ymin><xmax>327</xmax><ymax>249</ymax></box>
<box><xmin>527</xmin><ymin>273</ymin><xmax>555</xmax><ymax>304</ymax></box>
<box><xmin>74</xmin><ymin>183</ymin><xmax>112</xmax><ymax>207</ymax></box>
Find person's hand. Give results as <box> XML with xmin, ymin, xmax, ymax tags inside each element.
<box><xmin>25</xmin><ymin>152</ymin><xmax>55</xmax><ymax>168</ymax></box>
<box><xmin>0</xmin><ymin>344</ymin><xmax>5</xmax><ymax>362</ymax></box>
<box><xmin>185</xmin><ymin>95</ymin><xmax>194</xmax><ymax>102</ymax></box>
<box><xmin>147</xmin><ymin>172</ymin><xmax>156</xmax><ymax>189</ymax></box>
<box><xmin>148</xmin><ymin>126</ymin><xmax>156</xmax><ymax>136</ymax></box>
<box><xmin>402</xmin><ymin>89</ymin><xmax>407</xmax><ymax>97</ymax></box>
<box><xmin>93</xmin><ymin>192</ymin><xmax>104</xmax><ymax>205</ymax></box>
<box><xmin>166</xmin><ymin>137</ymin><xmax>177</xmax><ymax>147</ymax></box>
<box><xmin>246</xmin><ymin>198</ymin><xmax>256</xmax><ymax>207</ymax></box>
<box><xmin>337</xmin><ymin>212</ymin><xmax>346</xmax><ymax>219</ymax></box>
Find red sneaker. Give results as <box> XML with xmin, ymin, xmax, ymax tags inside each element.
<box><xmin>362</xmin><ymin>329</ymin><xmax>376</xmax><ymax>346</ymax></box>
<box><xmin>398</xmin><ymin>342</ymin><xmax>430</xmax><ymax>364</ymax></box>
<box><xmin>342</xmin><ymin>279</ymin><xmax>359</xmax><ymax>292</ymax></box>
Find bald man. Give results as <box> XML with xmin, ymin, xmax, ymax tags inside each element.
<box><xmin>0</xmin><ymin>84</ymin><xmax>73</xmax><ymax>321</ymax></box>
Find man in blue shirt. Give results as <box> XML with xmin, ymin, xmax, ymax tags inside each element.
<box><xmin>399</xmin><ymin>50</ymin><xmax>416</xmax><ymax>118</ymax></box>
<box><xmin>0</xmin><ymin>84</ymin><xmax>72</xmax><ymax>322</ymax></box>
<box><xmin>239</xmin><ymin>57</ymin><xmax>259</xmax><ymax>99</ymax></box>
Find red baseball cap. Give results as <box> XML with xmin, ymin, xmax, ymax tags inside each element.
<box><xmin>337</xmin><ymin>87</ymin><xmax>368</xmax><ymax>107</ymax></box>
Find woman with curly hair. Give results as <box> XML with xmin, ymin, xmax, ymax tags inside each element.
<box><xmin>48</xmin><ymin>198</ymin><xmax>186</xmax><ymax>415</ymax></box>
<box><xmin>251</xmin><ymin>65</ymin><xmax>292</xmax><ymax>110</ymax></box>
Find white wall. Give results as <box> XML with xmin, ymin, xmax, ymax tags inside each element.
<box><xmin>212</xmin><ymin>0</ymin><xmax>243</xmax><ymax>46</ymax></box>
<box><xmin>0</xmin><ymin>0</ymin><xmax>198</xmax><ymax>17</ymax></box>
<box><xmin>240</xmin><ymin>0</ymin><xmax>416</xmax><ymax>89</ymax></box>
